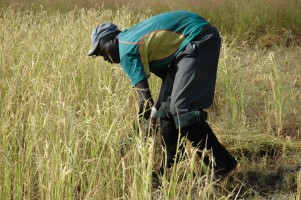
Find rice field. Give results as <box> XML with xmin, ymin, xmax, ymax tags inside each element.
<box><xmin>0</xmin><ymin>1</ymin><xmax>300</xmax><ymax>199</ymax></box>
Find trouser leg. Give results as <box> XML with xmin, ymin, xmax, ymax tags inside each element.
<box><xmin>170</xmin><ymin>26</ymin><xmax>221</xmax><ymax>117</ymax></box>
<box><xmin>155</xmin><ymin>61</ymin><xmax>181</xmax><ymax>172</ymax></box>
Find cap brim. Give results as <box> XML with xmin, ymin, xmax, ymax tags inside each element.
<box><xmin>87</xmin><ymin>42</ymin><xmax>99</xmax><ymax>56</ymax></box>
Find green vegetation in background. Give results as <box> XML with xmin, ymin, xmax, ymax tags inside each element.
<box><xmin>1</xmin><ymin>0</ymin><xmax>301</xmax><ymax>46</ymax></box>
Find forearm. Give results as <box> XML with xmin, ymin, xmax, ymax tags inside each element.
<box><xmin>135</xmin><ymin>79</ymin><xmax>154</xmax><ymax>122</ymax></box>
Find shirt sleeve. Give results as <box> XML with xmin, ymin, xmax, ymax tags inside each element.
<box><xmin>120</xmin><ymin>55</ymin><xmax>148</xmax><ymax>86</ymax></box>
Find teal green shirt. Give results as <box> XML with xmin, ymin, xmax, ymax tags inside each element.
<box><xmin>118</xmin><ymin>10</ymin><xmax>209</xmax><ymax>86</ymax></box>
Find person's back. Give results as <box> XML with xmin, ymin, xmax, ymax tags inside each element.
<box><xmin>118</xmin><ymin>10</ymin><xmax>209</xmax><ymax>85</ymax></box>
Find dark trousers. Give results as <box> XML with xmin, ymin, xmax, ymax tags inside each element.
<box><xmin>157</xmin><ymin>26</ymin><xmax>236</xmax><ymax>172</ymax></box>
<box><xmin>157</xmin><ymin>25</ymin><xmax>221</xmax><ymax>129</ymax></box>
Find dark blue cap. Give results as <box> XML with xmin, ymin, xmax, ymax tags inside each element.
<box><xmin>87</xmin><ymin>23</ymin><xmax>120</xmax><ymax>56</ymax></box>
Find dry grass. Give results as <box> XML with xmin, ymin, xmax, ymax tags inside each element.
<box><xmin>0</xmin><ymin>3</ymin><xmax>300</xmax><ymax>200</ymax></box>
<box><xmin>1</xmin><ymin>0</ymin><xmax>301</xmax><ymax>46</ymax></box>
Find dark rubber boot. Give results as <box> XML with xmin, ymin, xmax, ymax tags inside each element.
<box><xmin>160</xmin><ymin>118</ymin><xmax>186</xmax><ymax>169</ymax></box>
<box><xmin>182</xmin><ymin>120</ymin><xmax>237</xmax><ymax>178</ymax></box>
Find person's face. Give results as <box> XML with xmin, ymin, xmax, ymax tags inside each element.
<box><xmin>96</xmin><ymin>35</ymin><xmax>120</xmax><ymax>64</ymax></box>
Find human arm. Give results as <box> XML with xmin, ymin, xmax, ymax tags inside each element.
<box><xmin>135</xmin><ymin>78</ymin><xmax>161</xmax><ymax>138</ymax></box>
<box><xmin>135</xmin><ymin>78</ymin><xmax>154</xmax><ymax>122</ymax></box>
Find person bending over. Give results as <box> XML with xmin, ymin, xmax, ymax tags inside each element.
<box><xmin>88</xmin><ymin>10</ymin><xmax>237</xmax><ymax>180</ymax></box>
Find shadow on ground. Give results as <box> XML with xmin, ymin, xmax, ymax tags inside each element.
<box><xmin>224</xmin><ymin>165</ymin><xmax>301</xmax><ymax>198</ymax></box>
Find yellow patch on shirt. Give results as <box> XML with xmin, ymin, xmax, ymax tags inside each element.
<box><xmin>138</xmin><ymin>30</ymin><xmax>185</xmax><ymax>76</ymax></box>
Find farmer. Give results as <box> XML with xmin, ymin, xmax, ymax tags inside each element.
<box><xmin>88</xmin><ymin>10</ymin><xmax>237</xmax><ymax>180</ymax></box>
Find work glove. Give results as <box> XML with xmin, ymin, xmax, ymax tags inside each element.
<box><xmin>149</xmin><ymin>106</ymin><xmax>159</xmax><ymax>134</ymax></box>
<box><xmin>150</xmin><ymin>106</ymin><xmax>159</xmax><ymax>119</ymax></box>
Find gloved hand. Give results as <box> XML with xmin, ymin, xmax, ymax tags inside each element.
<box><xmin>150</xmin><ymin>106</ymin><xmax>159</xmax><ymax>119</ymax></box>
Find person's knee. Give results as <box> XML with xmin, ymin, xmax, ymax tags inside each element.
<box><xmin>172</xmin><ymin>109</ymin><xmax>208</xmax><ymax>129</ymax></box>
